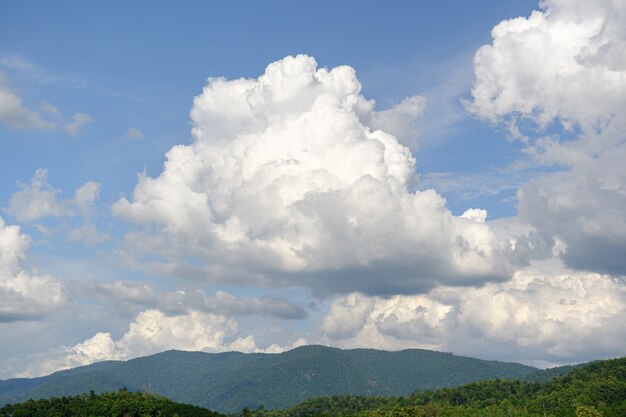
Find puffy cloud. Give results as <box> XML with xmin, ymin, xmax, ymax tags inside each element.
<box><xmin>15</xmin><ymin>308</ymin><xmax>305</xmax><ymax>377</ymax></box>
<box><xmin>114</xmin><ymin>309</ymin><xmax>244</xmax><ymax>358</ymax></box>
<box><xmin>18</xmin><ymin>332</ymin><xmax>125</xmax><ymax>377</ymax></box>
<box><xmin>73</xmin><ymin>181</ymin><xmax>101</xmax><ymax>214</ymax></box>
<box><xmin>319</xmin><ymin>259</ymin><xmax>626</xmax><ymax>364</ymax></box>
<box><xmin>322</xmin><ymin>293</ymin><xmax>375</xmax><ymax>339</ymax></box>
<box><xmin>0</xmin><ymin>217</ymin><xmax>67</xmax><ymax>322</ymax></box>
<box><xmin>460</xmin><ymin>208</ymin><xmax>487</xmax><ymax>223</ymax></box>
<box><xmin>5</xmin><ymin>169</ymin><xmax>109</xmax><ymax>245</ymax></box>
<box><xmin>5</xmin><ymin>169</ymin><xmax>65</xmax><ymax>222</ymax></box>
<box><xmin>467</xmin><ymin>0</ymin><xmax>626</xmax><ymax>142</ymax></box>
<box><xmin>467</xmin><ymin>0</ymin><xmax>626</xmax><ymax>275</ymax></box>
<box><xmin>0</xmin><ymin>72</ymin><xmax>51</xmax><ymax>130</ymax></box>
<box><xmin>113</xmin><ymin>54</ymin><xmax>518</xmax><ymax>296</ymax></box>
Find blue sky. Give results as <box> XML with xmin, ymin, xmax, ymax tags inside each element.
<box><xmin>1</xmin><ymin>0</ymin><xmax>625</xmax><ymax>377</ymax></box>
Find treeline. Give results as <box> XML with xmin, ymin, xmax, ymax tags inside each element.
<box><xmin>0</xmin><ymin>389</ymin><xmax>224</xmax><ymax>417</ymax></box>
<box><xmin>253</xmin><ymin>357</ymin><xmax>626</xmax><ymax>417</ymax></box>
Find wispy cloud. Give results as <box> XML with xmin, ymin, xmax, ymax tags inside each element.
<box><xmin>64</xmin><ymin>112</ymin><xmax>93</xmax><ymax>136</ymax></box>
<box><xmin>0</xmin><ymin>52</ymin><xmax>140</xmax><ymax>101</ymax></box>
<box><xmin>124</xmin><ymin>127</ymin><xmax>144</xmax><ymax>139</ymax></box>
<box><xmin>0</xmin><ymin>70</ymin><xmax>94</xmax><ymax>134</ymax></box>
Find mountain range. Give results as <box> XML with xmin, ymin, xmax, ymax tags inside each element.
<box><xmin>0</xmin><ymin>345</ymin><xmax>558</xmax><ymax>413</ymax></box>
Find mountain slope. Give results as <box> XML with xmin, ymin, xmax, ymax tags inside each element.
<box><xmin>0</xmin><ymin>389</ymin><xmax>224</xmax><ymax>417</ymax></box>
<box><xmin>0</xmin><ymin>345</ymin><xmax>538</xmax><ymax>412</ymax></box>
<box><xmin>256</xmin><ymin>357</ymin><xmax>626</xmax><ymax>417</ymax></box>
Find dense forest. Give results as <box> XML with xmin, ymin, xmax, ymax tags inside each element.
<box><xmin>1</xmin><ymin>357</ymin><xmax>623</xmax><ymax>417</ymax></box>
<box><xmin>254</xmin><ymin>357</ymin><xmax>626</xmax><ymax>417</ymax></box>
<box><xmin>0</xmin><ymin>389</ymin><xmax>223</xmax><ymax>417</ymax></box>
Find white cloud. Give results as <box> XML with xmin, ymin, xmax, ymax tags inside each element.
<box><xmin>322</xmin><ymin>293</ymin><xmax>375</xmax><ymax>339</ymax></box>
<box><xmin>115</xmin><ymin>309</ymin><xmax>243</xmax><ymax>358</ymax></box>
<box><xmin>466</xmin><ymin>0</ymin><xmax>626</xmax><ymax>144</ymax></box>
<box><xmin>368</xmin><ymin>95</ymin><xmax>427</xmax><ymax>147</ymax></box>
<box><xmin>26</xmin><ymin>332</ymin><xmax>125</xmax><ymax>378</ymax></box>
<box><xmin>73</xmin><ymin>181</ymin><xmax>101</xmax><ymax>214</ymax></box>
<box><xmin>517</xmin><ymin>148</ymin><xmax>626</xmax><ymax>275</ymax></box>
<box><xmin>5</xmin><ymin>170</ymin><xmax>109</xmax><ymax>245</ymax></box>
<box><xmin>466</xmin><ymin>0</ymin><xmax>626</xmax><ymax>275</ymax></box>
<box><xmin>125</xmin><ymin>127</ymin><xmax>144</xmax><ymax>139</ymax></box>
<box><xmin>460</xmin><ymin>208</ymin><xmax>487</xmax><ymax>223</ymax></box>
<box><xmin>14</xmin><ymin>309</ymin><xmax>241</xmax><ymax>377</ymax></box>
<box><xmin>15</xmin><ymin>308</ymin><xmax>305</xmax><ymax>377</ymax></box>
<box><xmin>0</xmin><ymin>72</ymin><xmax>94</xmax><ymax>134</ymax></box>
<box><xmin>0</xmin><ymin>72</ymin><xmax>52</xmax><ymax>130</ymax></box>
<box><xmin>5</xmin><ymin>168</ymin><xmax>65</xmax><ymax>222</ymax></box>
<box><xmin>319</xmin><ymin>258</ymin><xmax>626</xmax><ymax>364</ymax></box>
<box><xmin>0</xmin><ymin>217</ymin><xmax>67</xmax><ymax>322</ymax></box>
<box><xmin>113</xmin><ymin>54</ymin><xmax>520</xmax><ymax>296</ymax></box>
<box><xmin>6</xmin><ymin>169</ymin><xmax>102</xmax><ymax>222</ymax></box>
<box><xmin>64</xmin><ymin>112</ymin><xmax>93</xmax><ymax>136</ymax></box>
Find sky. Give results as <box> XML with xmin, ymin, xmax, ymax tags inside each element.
<box><xmin>0</xmin><ymin>0</ymin><xmax>625</xmax><ymax>378</ymax></box>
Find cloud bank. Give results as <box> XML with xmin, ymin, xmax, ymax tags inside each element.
<box><xmin>319</xmin><ymin>259</ymin><xmax>626</xmax><ymax>365</ymax></box>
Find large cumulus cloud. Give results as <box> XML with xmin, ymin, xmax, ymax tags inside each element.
<box><xmin>113</xmin><ymin>55</ymin><xmax>518</xmax><ymax>295</ymax></box>
<box><xmin>467</xmin><ymin>0</ymin><xmax>626</xmax><ymax>139</ymax></box>
<box><xmin>467</xmin><ymin>0</ymin><xmax>626</xmax><ymax>275</ymax></box>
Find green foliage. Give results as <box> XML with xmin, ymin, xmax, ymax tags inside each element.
<box><xmin>575</xmin><ymin>405</ymin><xmax>603</xmax><ymax>417</ymax></box>
<box><xmin>254</xmin><ymin>357</ymin><xmax>626</xmax><ymax>417</ymax></box>
<box><xmin>0</xmin><ymin>346</ymin><xmax>537</xmax><ymax>413</ymax></box>
<box><xmin>0</xmin><ymin>389</ymin><xmax>223</xmax><ymax>417</ymax></box>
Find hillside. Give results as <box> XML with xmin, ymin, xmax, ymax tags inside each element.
<box><xmin>0</xmin><ymin>389</ymin><xmax>223</xmax><ymax>417</ymax></box>
<box><xmin>255</xmin><ymin>357</ymin><xmax>626</xmax><ymax>417</ymax></box>
<box><xmin>0</xmin><ymin>345</ymin><xmax>537</xmax><ymax>413</ymax></box>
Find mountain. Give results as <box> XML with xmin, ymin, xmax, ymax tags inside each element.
<box><xmin>0</xmin><ymin>345</ymin><xmax>538</xmax><ymax>413</ymax></box>
<box><xmin>254</xmin><ymin>357</ymin><xmax>626</xmax><ymax>417</ymax></box>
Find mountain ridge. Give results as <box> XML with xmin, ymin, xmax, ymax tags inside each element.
<box><xmin>0</xmin><ymin>345</ymin><xmax>542</xmax><ymax>412</ymax></box>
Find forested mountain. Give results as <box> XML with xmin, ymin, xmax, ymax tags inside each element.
<box><xmin>2</xmin><ymin>356</ymin><xmax>623</xmax><ymax>417</ymax></box>
<box><xmin>0</xmin><ymin>345</ymin><xmax>537</xmax><ymax>412</ymax></box>
<box><xmin>255</xmin><ymin>357</ymin><xmax>626</xmax><ymax>417</ymax></box>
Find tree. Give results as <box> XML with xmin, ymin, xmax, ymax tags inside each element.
<box><xmin>576</xmin><ymin>405</ymin><xmax>603</xmax><ymax>417</ymax></box>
